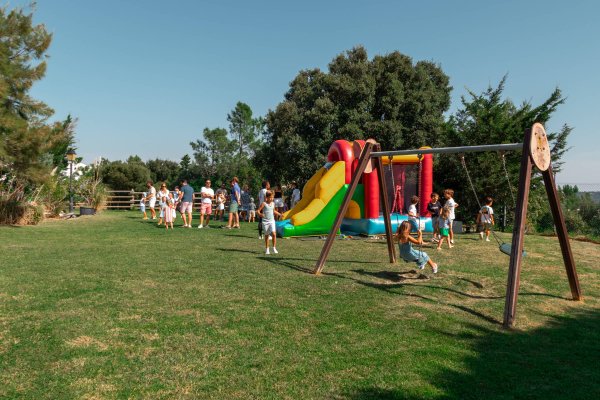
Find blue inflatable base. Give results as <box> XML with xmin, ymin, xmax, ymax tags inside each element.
<box><xmin>275</xmin><ymin>214</ymin><xmax>433</xmax><ymax>237</ymax></box>
<box><xmin>341</xmin><ymin>214</ymin><xmax>432</xmax><ymax>236</ymax></box>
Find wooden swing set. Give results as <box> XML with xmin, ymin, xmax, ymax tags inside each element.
<box><xmin>313</xmin><ymin>123</ymin><xmax>582</xmax><ymax>328</ymax></box>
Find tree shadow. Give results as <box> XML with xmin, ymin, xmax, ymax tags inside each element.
<box><xmin>342</xmin><ymin>309</ymin><xmax>600</xmax><ymax>399</ymax></box>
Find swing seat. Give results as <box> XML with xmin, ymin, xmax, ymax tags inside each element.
<box><xmin>499</xmin><ymin>242</ymin><xmax>527</xmax><ymax>258</ymax></box>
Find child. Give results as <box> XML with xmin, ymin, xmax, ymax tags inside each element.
<box><xmin>435</xmin><ymin>206</ymin><xmax>454</xmax><ymax>250</ymax></box>
<box><xmin>427</xmin><ymin>192</ymin><xmax>442</xmax><ymax>242</ymax></box>
<box><xmin>158</xmin><ymin>196</ymin><xmax>167</xmax><ymax>226</ymax></box>
<box><xmin>408</xmin><ymin>195</ymin><xmax>420</xmax><ymax>233</ymax></box>
<box><xmin>165</xmin><ymin>193</ymin><xmax>175</xmax><ymax>229</ymax></box>
<box><xmin>395</xmin><ymin>221</ymin><xmax>438</xmax><ymax>273</ymax></box>
<box><xmin>477</xmin><ymin>197</ymin><xmax>494</xmax><ymax>241</ymax></box>
<box><xmin>443</xmin><ymin>189</ymin><xmax>459</xmax><ymax>244</ymax></box>
<box><xmin>216</xmin><ymin>191</ymin><xmax>225</xmax><ymax>220</ymax></box>
<box><xmin>248</xmin><ymin>198</ymin><xmax>256</xmax><ymax>223</ymax></box>
<box><xmin>283</xmin><ymin>198</ymin><xmax>290</xmax><ymax>214</ymax></box>
<box><xmin>257</xmin><ymin>190</ymin><xmax>283</xmax><ymax>255</ymax></box>
<box><xmin>140</xmin><ymin>192</ymin><xmax>148</xmax><ymax>219</ymax></box>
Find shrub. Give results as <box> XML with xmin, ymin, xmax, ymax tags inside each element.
<box><xmin>38</xmin><ymin>176</ymin><xmax>68</xmax><ymax>217</ymax></box>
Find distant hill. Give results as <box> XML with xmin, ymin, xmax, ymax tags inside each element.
<box><xmin>577</xmin><ymin>191</ymin><xmax>600</xmax><ymax>203</ymax></box>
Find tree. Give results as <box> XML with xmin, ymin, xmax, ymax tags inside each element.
<box><xmin>180</xmin><ymin>154</ymin><xmax>191</xmax><ymax>170</ymax></box>
<box><xmin>145</xmin><ymin>158</ymin><xmax>180</xmax><ymax>184</ymax></box>
<box><xmin>257</xmin><ymin>46</ymin><xmax>452</xmax><ymax>186</ymax></box>
<box><xmin>0</xmin><ymin>3</ymin><xmax>74</xmax><ymax>187</ymax></box>
<box><xmin>100</xmin><ymin>159</ymin><xmax>152</xmax><ymax>192</ymax></box>
<box><xmin>438</xmin><ymin>75</ymin><xmax>573</xmax><ymax>223</ymax></box>
<box><xmin>227</xmin><ymin>102</ymin><xmax>264</xmax><ymax>158</ymax></box>
<box><xmin>190</xmin><ymin>127</ymin><xmax>235</xmax><ymax>179</ymax></box>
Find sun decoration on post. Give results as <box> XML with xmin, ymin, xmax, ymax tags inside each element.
<box><xmin>530</xmin><ymin>122</ymin><xmax>551</xmax><ymax>172</ymax></box>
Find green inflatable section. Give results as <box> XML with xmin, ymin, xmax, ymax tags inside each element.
<box><xmin>278</xmin><ymin>184</ymin><xmax>349</xmax><ymax>237</ymax></box>
<box><xmin>351</xmin><ymin>184</ymin><xmax>365</xmax><ymax>219</ymax></box>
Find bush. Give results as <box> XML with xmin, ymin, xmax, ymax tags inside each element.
<box><xmin>38</xmin><ymin>176</ymin><xmax>68</xmax><ymax>217</ymax></box>
<box><xmin>0</xmin><ymin>199</ymin><xmax>44</xmax><ymax>225</ymax></box>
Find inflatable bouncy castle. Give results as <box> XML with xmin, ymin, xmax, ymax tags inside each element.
<box><xmin>276</xmin><ymin>140</ymin><xmax>433</xmax><ymax>238</ymax></box>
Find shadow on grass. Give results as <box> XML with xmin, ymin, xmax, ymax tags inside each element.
<box><xmin>342</xmin><ymin>309</ymin><xmax>600</xmax><ymax>399</ymax></box>
<box><xmin>217</xmin><ymin>248</ymin><xmax>382</xmax><ymax>266</ymax></box>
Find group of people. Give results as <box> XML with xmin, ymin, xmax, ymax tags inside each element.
<box><xmin>138</xmin><ymin>179</ymin><xmax>303</xmax><ymax>254</ymax></box>
<box><xmin>398</xmin><ymin>187</ymin><xmax>495</xmax><ymax>274</ymax></box>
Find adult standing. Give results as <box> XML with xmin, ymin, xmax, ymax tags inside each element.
<box><xmin>157</xmin><ymin>182</ymin><xmax>169</xmax><ymax>204</ymax></box>
<box><xmin>146</xmin><ymin>181</ymin><xmax>157</xmax><ymax>219</ymax></box>
<box><xmin>179</xmin><ymin>179</ymin><xmax>195</xmax><ymax>228</ymax></box>
<box><xmin>240</xmin><ymin>184</ymin><xmax>251</xmax><ymax>222</ymax></box>
<box><xmin>214</xmin><ymin>183</ymin><xmax>228</xmax><ymax>221</ymax></box>
<box><xmin>223</xmin><ymin>177</ymin><xmax>241</xmax><ymax>229</ymax></box>
<box><xmin>257</xmin><ymin>180</ymin><xmax>269</xmax><ymax>239</ymax></box>
<box><xmin>291</xmin><ymin>182</ymin><xmax>301</xmax><ymax>209</ymax></box>
<box><xmin>198</xmin><ymin>179</ymin><xmax>214</xmax><ymax>229</ymax></box>
<box><xmin>274</xmin><ymin>183</ymin><xmax>284</xmax><ymax>221</ymax></box>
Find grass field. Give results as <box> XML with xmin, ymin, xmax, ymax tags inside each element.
<box><xmin>1</xmin><ymin>211</ymin><xmax>600</xmax><ymax>399</ymax></box>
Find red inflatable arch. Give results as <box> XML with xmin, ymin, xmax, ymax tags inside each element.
<box><xmin>327</xmin><ymin>140</ymin><xmax>354</xmax><ymax>184</ymax></box>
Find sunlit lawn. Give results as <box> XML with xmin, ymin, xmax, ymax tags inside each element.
<box><xmin>1</xmin><ymin>211</ymin><xmax>599</xmax><ymax>399</ymax></box>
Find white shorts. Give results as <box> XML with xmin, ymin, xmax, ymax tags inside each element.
<box><xmin>217</xmin><ymin>203</ymin><xmax>225</xmax><ymax>211</ymax></box>
<box><xmin>263</xmin><ymin>221</ymin><xmax>276</xmax><ymax>236</ymax></box>
<box><xmin>149</xmin><ymin>199</ymin><xmax>156</xmax><ymax>208</ymax></box>
<box><xmin>274</xmin><ymin>198</ymin><xmax>284</xmax><ymax>208</ymax></box>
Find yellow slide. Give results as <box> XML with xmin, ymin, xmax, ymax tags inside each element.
<box><xmin>282</xmin><ymin>161</ymin><xmax>346</xmax><ymax>226</ymax></box>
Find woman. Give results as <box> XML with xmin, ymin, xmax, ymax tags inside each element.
<box><xmin>240</xmin><ymin>184</ymin><xmax>252</xmax><ymax>222</ymax></box>
<box><xmin>157</xmin><ymin>183</ymin><xmax>169</xmax><ymax>205</ymax></box>
<box><xmin>274</xmin><ymin>183</ymin><xmax>284</xmax><ymax>221</ymax></box>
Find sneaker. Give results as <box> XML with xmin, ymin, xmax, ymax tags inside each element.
<box><xmin>272</xmin><ymin>247</ymin><xmax>278</xmax><ymax>254</ymax></box>
<box><xmin>265</xmin><ymin>248</ymin><xmax>270</xmax><ymax>255</ymax></box>
<box><xmin>152</xmin><ymin>217</ymin><xmax>157</xmax><ymax>220</ymax></box>
<box><xmin>450</xmin><ymin>239</ymin><xmax>454</xmax><ymax>244</ymax></box>
<box><xmin>419</xmin><ymin>264</ymin><xmax>424</xmax><ymax>270</ymax></box>
<box><xmin>259</xmin><ymin>235</ymin><xmax>263</xmax><ymax>240</ymax></box>
<box><xmin>432</xmin><ymin>263</ymin><xmax>438</xmax><ymax>274</ymax></box>
<box><xmin>486</xmin><ymin>237</ymin><xmax>490</xmax><ymax>242</ymax></box>
<box><xmin>205</xmin><ymin>225</ymin><xmax>209</xmax><ymax>228</ymax></box>
<box><xmin>479</xmin><ymin>232</ymin><xmax>484</xmax><ymax>240</ymax></box>
<box><xmin>198</xmin><ymin>225</ymin><xmax>203</xmax><ymax>229</ymax></box>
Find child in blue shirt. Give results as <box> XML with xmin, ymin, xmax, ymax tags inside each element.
<box><xmin>248</xmin><ymin>198</ymin><xmax>256</xmax><ymax>223</ymax></box>
<box><xmin>140</xmin><ymin>192</ymin><xmax>147</xmax><ymax>219</ymax></box>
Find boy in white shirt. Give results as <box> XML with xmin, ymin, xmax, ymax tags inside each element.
<box><xmin>444</xmin><ymin>189</ymin><xmax>459</xmax><ymax>244</ymax></box>
<box><xmin>407</xmin><ymin>195</ymin><xmax>420</xmax><ymax>233</ymax></box>
<box><xmin>477</xmin><ymin>197</ymin><xmax>494</xmax><ymax>241</ymax></box>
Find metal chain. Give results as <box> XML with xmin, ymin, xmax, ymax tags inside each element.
<box><xmin>388</xmin><ymin>156</ymin><xmax>400</xmax><ymax>228</ymax></box>
<box><xmin>418</xmin><ymin>155</ymin><xmax>423</xmax><ymax>256</ymax></box>
<box><xmin>500</xmin><ymin>152</ymin><xmax>516</xmax><ymax>207</ymax></box>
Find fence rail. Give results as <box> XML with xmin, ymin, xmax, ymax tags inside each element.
<box><xmin>91</xmin><ymin>190</ymin><xmax>231</xmax><ymax>211</ymax></box>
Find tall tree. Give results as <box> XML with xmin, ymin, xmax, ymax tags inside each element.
<box><xmin>438</xmin><ymin>74</ymin><xmax>572</xmax><ymax>223</ymax></box>
<box><xmin>180</xmin><ymin>154</ymin><xmax>191</xmax><ymax>170</ymax></box>
<box><xmin>0</xmin><ymin>3</ymin><xmax>73</xmax><ymax>186</ymax></box>
<box><xmin>257</xmin><ymin>46</ymin><xmax>452</xmax><ymax>186</ymax></box>
<box><xmin>227</xmin><ymin>102</ymin><xmax>264</xmax><ymax>158</ymax></box>
<box><xmin>190</xmin><ymin>127</ymin><xmax>235</xmax><ymax>178</ymax></box>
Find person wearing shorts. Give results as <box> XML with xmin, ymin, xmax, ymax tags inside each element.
<box><xmin>146</xmin><ymin>182</ymin><xmax>157</xmax><ymax>219</ymax></box>
<box><xmin>223</xmin><ymin>177</ymin><xmax>240</xmax><ymax>229</ymax></box>
<box><xmin>179</xmin><ymin>179</ymin><xmax>195</xmax><ymax>228</ymax></box>
<box><xmin>198</xmin><ymin>180</ymin><xmax>214</xmax><ymax>229</ymax></box>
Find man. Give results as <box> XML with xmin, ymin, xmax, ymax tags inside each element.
<box><xmin>223</xmin><ymin>177</ymin><xmax>240</xmax><ymax>229</ymax></box>
<box><xmin>198</xmin><ymin>179</ymin><xmax>214</xmax><ymax>229</ymax></box>
<box><xmin>146</xmin><ymin>181</ymin><xmax>157</xmax><ymax>219</ymax></box>
<box><xmin>291</xmin><ymin>182</ymin><xmax>301</xmax><ymax>208</ymax></box>
<box><xmin>179</xmin><ymin>179</ymin><xmax>195</xmax><ymax>228</ymax></box>
<box><xmin>214</xmin><ymin>183</ymin><xmax>228</xmax><ymax>221</ymax></box>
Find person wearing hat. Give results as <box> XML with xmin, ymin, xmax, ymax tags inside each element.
<box><xmin>140</xmin><ymin>192</ymin><xmax>148</xmax><ymax>219</ymax></box>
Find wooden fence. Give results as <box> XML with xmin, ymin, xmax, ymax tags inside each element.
<box><xmin>78</xmin><ymin>190</ymin><xmax>229</xmax><ymax>211</ymax></box>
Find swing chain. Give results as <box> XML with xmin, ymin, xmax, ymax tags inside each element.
<box><xmin>499</xmin><ymin>151</ymin><xmax>516</xmax><ymax>208</ymax></box>
<box><xmin>388</xmin><ymin>156</ymin><xmax>400</xmax><ymax>229</ymax></box>
<box><xmin>417</xmin><ymin>154</ymin><xmax>423</xmax><ymax>258</ymax></box>
<box><xmin>460</xmin><ymin>153</ymin><xmax>503</xmax><ymax>247</ymax></box>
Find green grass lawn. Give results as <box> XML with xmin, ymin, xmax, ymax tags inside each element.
<box><xmin>1</xmin><ymin>211</ymin><xmax>600</xmax><ymax>399</ymax></box>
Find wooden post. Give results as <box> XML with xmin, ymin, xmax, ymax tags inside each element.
<box><xmin>542</xmin><ymin>167</ymin><xmax>583</xmax><ymax>301</ymax></box>
<box><xmin>314</xmin><ymin>142</ymin><xmax>374</xmax><ymax>274</ymax></box>
<box><xmin>373</xmin><ymin>144</ymin><xmax>396</xmax><ymax>263</ymax></box>
<box><xmin>503</xmin><ymin>128</ymin><xmax>533</xmax><ymax>328</ymax></box>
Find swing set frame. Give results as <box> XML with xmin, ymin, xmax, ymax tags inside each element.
<box><xmin>313</xmin><ymin>124</ymin><xmax>582</xmax><ymax>328</ymax></box>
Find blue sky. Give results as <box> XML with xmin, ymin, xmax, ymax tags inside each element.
<box><xmin>25</xmin><ymin>0</ymin><xmax>600</xmax><ymax>183</ymax></box>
